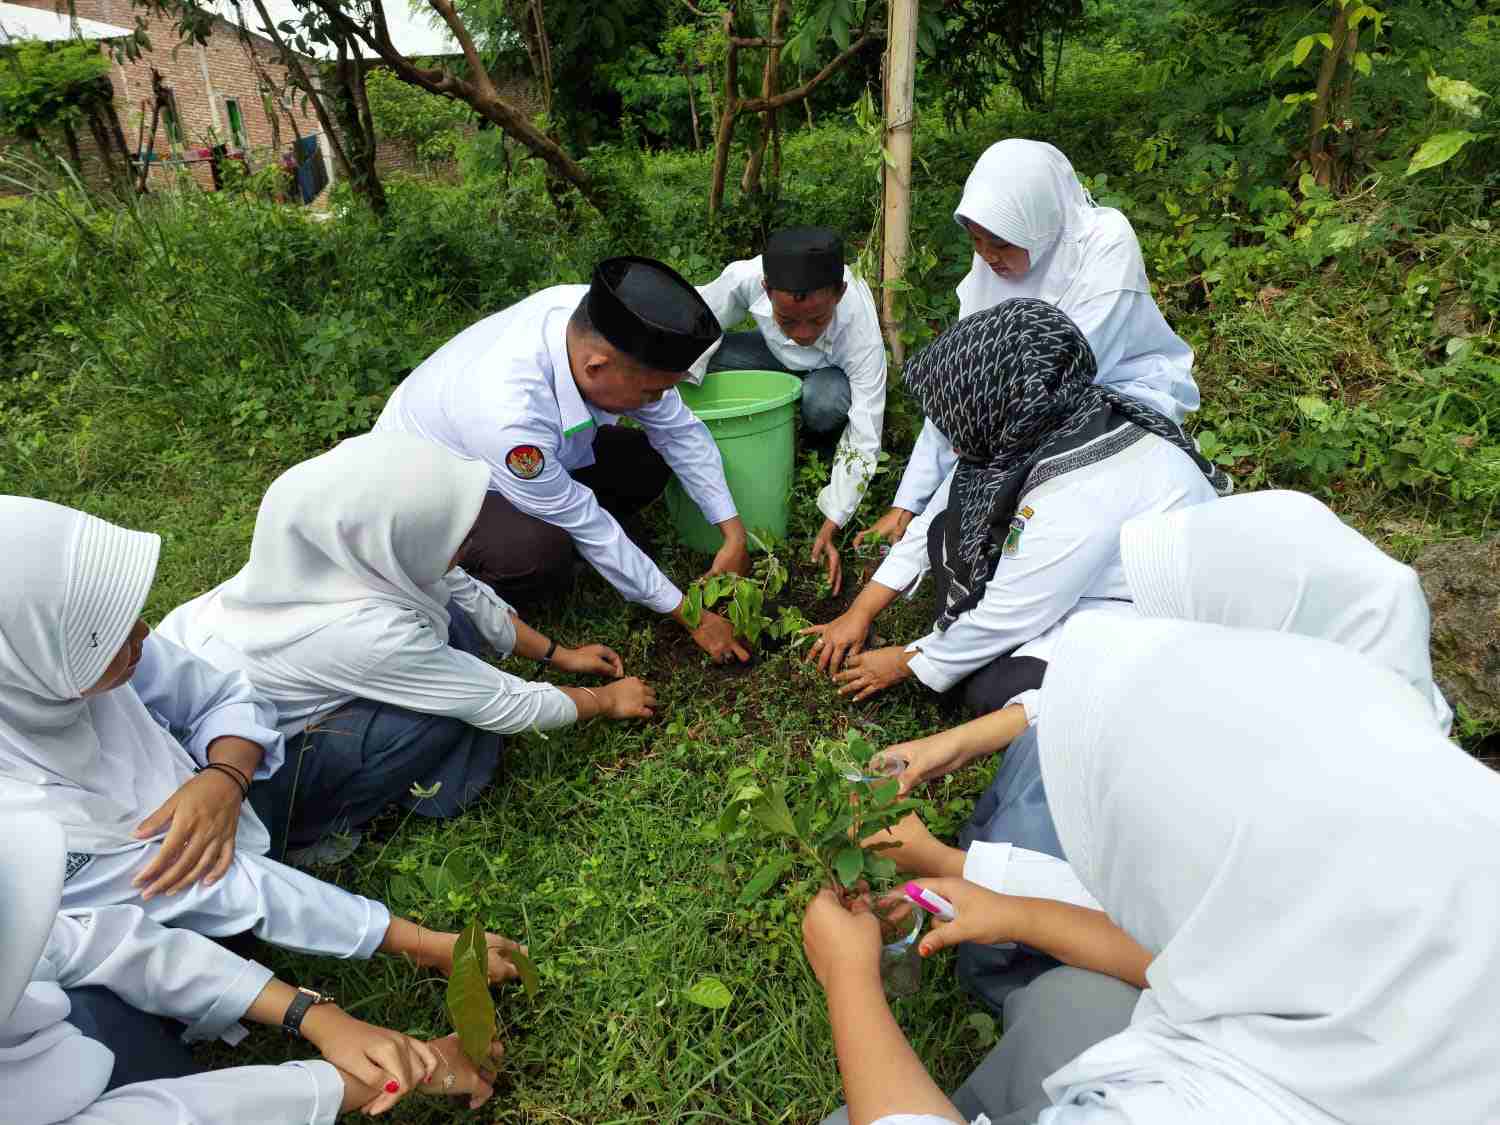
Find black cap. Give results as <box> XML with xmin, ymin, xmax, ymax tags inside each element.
<box><xmin>763</xmin><ymin>226</ymin><xmax>845</xmax><ymax>293</ymax></box>
<box><xmin>587</xmin><ymin>256</ymin><xmax>723</xmax><ymax>373</ymax></box>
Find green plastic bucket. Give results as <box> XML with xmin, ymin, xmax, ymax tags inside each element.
<box><xmin>666</xmin><ymin>369</ymin><xmax>803</xmax><ymax>553</ymax></box>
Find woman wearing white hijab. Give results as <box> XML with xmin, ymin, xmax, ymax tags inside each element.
<box><xmin>808</xmin><ymin>612</ymin><xmax>1500</xmax><ymax>1125</ymax></box>
<box><xmin>160</xmin><ymin>433</ymin><xmax>655</xmax><ymax>863</ymax></box>
<box><xmin>858</xmin><ymin>139</ymin><xmax>1201</xmax><ymax>552</ymax></box>
<box><xmin>866</xmin><ymin>489</ymin><xmax>1453</xmax><ymax>881</ymax></box>
<box><xmin>0</xmin><ymin>495</ymin><xmax>527</xmax><ymax>989</ymax></box>
<box><xmin>0</xmin><ymin>811</ymin><xmax>503</xmax><ymax>1124</ymax></box>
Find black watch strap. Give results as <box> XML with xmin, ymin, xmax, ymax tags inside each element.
<box><xmin>542</xmin><ymin>638</ymin><xmax>558</xmax><ymax>663</ymax></box>
<box><xmin>282</xmin><ymin>988</ymin><xmax>328</xmax><ymax>1037</ymax></box>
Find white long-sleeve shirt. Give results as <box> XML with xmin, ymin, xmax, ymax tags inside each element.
<box><xmin>697</xmin><ymin>257</ymin><xmax>888</xmax><ymax>527</ymax></box>
<box><xmin>376</xmin><ymin>285</ymin><xmax>737</xmax><ymax>614</ymax></box>
<box><xmin>874</xmin><ymin>432</ymin><xmax>1217</xmax><ymax>693</ymax></box>
<box><xmin>161</xmin><ymin>567</ymin><xmax>577</xmax><ymax>737</ymax></box>
<box><xmin>5</xmin><ymin>906</ymin><xmax>345</xmax><ymax>1125</ymax></box>
<box><xmin>892</xmin><ymin>291</ymin><xmax>1199</xmax><ymax>516</ymax></box>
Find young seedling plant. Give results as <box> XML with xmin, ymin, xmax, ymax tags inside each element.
<box><xmin>681</xmin><ymin>529</ymin><xmax>811</xmax><ymax>647</ymax></box>
<box><xmin>713</xmin><ymin>732</ymin><xmax>923</xmax><ymax>907</ymax></box>
<box><xmin>445</xmin><ymin>919</ymin><xmax>540</xmax><ymax>1067</ymax></box>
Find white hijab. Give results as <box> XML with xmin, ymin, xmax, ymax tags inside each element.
<box><xmin>1039</xmin><ymin>614</ymin><xmax>1500</xmax><ymax>1125</ymax></box>
<box><xmin>162</xmin><ymin>433</ymin><xmax>489</xmax><ymax>663</ymax></box>
<box><xmin>1120</xmin><ymin>490</ymin><xmax>1451</xmax><ymax>733</ymax></box>
<box><xmin>0</xmin><ymin>811</ymin><xmax>113</xmax><ymax>1125</ymax></box>
<box><xmin>953</xmin><ymin>139</ymin><xmax>1150</xmax><ymax>319</ymax></box>
<box><xmin>0</xmin><ymin>497</ymin><xmax>239</xmax><ymax>854</ymax></box>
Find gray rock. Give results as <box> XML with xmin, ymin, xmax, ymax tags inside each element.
<box><xmin>1414</xmin><ymin>536</ymin><xmax>1500</xmax><ymax>725</ymax></box>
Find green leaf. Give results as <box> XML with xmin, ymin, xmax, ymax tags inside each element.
<box><xmin>749</xmin><ymin>785</ymin><xmax>798</xmax><ymax>838</ymax></box>
<box><xmin>505</xmin><ymin>946</ymin><xmax>539</xmax><ymax>1001</ymax></box>
<box><xmin>1406</xmin><ymin>131</ymin><xmax>1479</xmax><ymax>177</ymax></box>
<box><xmin>865</xmin><ymin>855</ymin><xmax>899</xmax><ymax>882</ymax></box>
<box><xmin>833</xmin><ymin>846</ymin><xmax>865</xmax><ymax>887</ymax></box>
<box><xmin>738</xmin><ymin>856</ymin><xmax>792</xmax><ymax>904</ymax></box>
<box><xmin>1427</xmin><ymin>74</ymin><xmax>1490</xmax><ymax>118</ymax></box>
<box><xmin>444</xmin><ymin>920</ymin><xmax>496</xmax><ymax>1068</ymax></box>
<box><xmin>683</xmin><ymin>976</ymin><xmax>732</xmax><ymax>1009</ymax></box>
<box><xmin>1354</xmin><ymin>51</ymin><xmax>1372</xmax><ymax>77</ymax></box>
<box><xmin>1295</xmin><ymin>395</ymin><xmax>1332</xmax><ymax>421</ymax></box>
<box><xmin>1292</xmin><ymin>34</ymin><xmax>1318</xmax><ymax>65</ymax></box>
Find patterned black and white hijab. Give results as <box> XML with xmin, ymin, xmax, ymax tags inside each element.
<box><xmin>906</xmin><ymin>298</ymin><xmax>1231</xmax><ymax>619</ymax></box>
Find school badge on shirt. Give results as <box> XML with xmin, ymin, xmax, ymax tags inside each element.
<box><xmin>505</xmin><ymin>444</ymin><xmax>545</xmax><ymax>480</ymax></box>
<box><xmin>1003</xmin><ymin>510</ymin><xmax>1030</xmax><ymax>557</ymax></box>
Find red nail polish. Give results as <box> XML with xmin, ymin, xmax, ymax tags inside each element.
<box><xmin>384</xmin><ymin>1080</ymin><xmax>400</xmax><ymax>1094</ymax></box>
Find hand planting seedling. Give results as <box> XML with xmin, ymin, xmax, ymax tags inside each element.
<box><xmin>681</xmin><ymin>530</ymin><xmax>811</xmax><ymax>648</ymax></box>
<box><xmin>445</xmin><ymin>919</ymin><xmax>540</xmax><ymax>1067</ymax></box>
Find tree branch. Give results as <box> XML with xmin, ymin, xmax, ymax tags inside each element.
<box><xmin>740</xmin><ymin>30</ymin><xmax>882</xmax><ymax>112</ymax></box>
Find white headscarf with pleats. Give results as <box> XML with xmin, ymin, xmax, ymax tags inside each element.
<box><xmin>954</xmin><ymin>139</ymin><xmax>1150</xmax><ymax>318</ymax></box>
<box><xmin>1120</xmin><ymin>490</ymin><xmax>1452</xmax><ymax>733</ymax></box>
<box><xmin>161</xmin><ymin>433</ymin><xmax>490</xmax><ymax>663</ymax></box>
<box><xmin>1038</xmin><ymin>613</ymin><xmax>1500</xmax><ymax>1125</ymax></box>
<box><xmin>0</xmin><ymin>498</ymin><xmax>235</xmax><ymax>853</ymax></box>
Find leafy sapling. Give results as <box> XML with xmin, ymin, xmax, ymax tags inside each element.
<box><xmin>445</xmin><ymin>919</ymin><xmax>540</xmax><ymax>1067</ymax></box>
<box><xmin>681</xmin><ymin>530</ymin><xmax>811</xmax><ymax>647</ymax></box>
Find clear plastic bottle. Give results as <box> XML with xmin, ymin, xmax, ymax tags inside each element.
<box><xmin>880</xmin><ymin>913</ymin><xmax>924</xmax><ymax>998</ymax></box>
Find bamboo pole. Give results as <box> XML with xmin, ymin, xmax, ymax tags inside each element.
<box><xmin>881</xmin><ymin>0</ymin><xmax>917</xmax><ymax>365</ymax></box>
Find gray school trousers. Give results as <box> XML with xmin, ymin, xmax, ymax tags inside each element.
<box><xmin>819</xmin><ymin>966</ymin><xmax>1140</xmax><ymax>1125</ymax></box>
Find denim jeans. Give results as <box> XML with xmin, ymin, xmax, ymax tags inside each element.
<box><xmin>707</xmin><ymin>330</ymin><xmax>852</xmax><ymax>440</ymax></box>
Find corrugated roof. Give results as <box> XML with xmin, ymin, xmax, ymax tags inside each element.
<box><xmin>0</xmin><ymin>1</ymin><xmax>132</xmax><ymax>43</ymax></box>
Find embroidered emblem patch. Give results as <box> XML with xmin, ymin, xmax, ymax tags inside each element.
<box><xmin>1002</xmin><ymin>516</ymin><xmax>1027</xmax><ymax>558</ymax></box>
<box><xmin>64</xmin><ymin>852</ymin><xmax>94</xmax><ymax>883</ymax></box>
<box><xmin>505</xmin><ymin>445</ymin><xmax>545</xmax><ymax>480</ymax></box>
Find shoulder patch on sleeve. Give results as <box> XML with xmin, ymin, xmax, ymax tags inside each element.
<box><xmin>1019</xmin><ymin>505</ymin><xmax>1035</xmax><ymax>519</ymax></box>
<box><xmin>505</xmin><ymin>444</ymin><xmax>546</xmax><ymax>480</ymax></box>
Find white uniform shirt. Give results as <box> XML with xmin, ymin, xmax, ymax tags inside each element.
<box><xmin>8</xmin><ymin>907</ymin><xmax>344</xmax><ymax>1125</ymax></box>
<box><xmin>697</xmin><ymin>258</ymin><xmax>888</xmax><ymax>527</ymax></box>
<box><xmin>893</xmin><ymin>289</ymin><xmax>1197</xmax><ymax>516</ymax></box>
<box><xmin>874</xmin><ymin>433</ymin><xmax>1217</xmax><ymax>693</ymax></box>
<box><xmin>161</xmin><ymin>567</ymin><xmax>577</xmax><ymax>737</ymax></box>
<box><xmin>376</xmin><ymin>285</ymin><xmax>736</xmax><ymax>614</ymax></box>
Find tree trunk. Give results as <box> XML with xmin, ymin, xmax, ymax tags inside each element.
<box><xmin>59</xmin><ymin>119</ymin><xmax>85</xmax><ymax>180</ymax></box>
<box><xmin>332</xmin><ymin>49</ymin><xmax>387</xmax><ymax>215</ymax></box>
<box><xmin>708</xmin><ymin>7</ymin><xmax>741</xmax><ymax>222</ymax></box>
<box><xmin>882</xmin><ymin>0</ymin><xmax>917</xmax><ymax>364</ymax></box>
<box><xmin>1308</xmin><ymin>1</ymin><xmax>1352</xmax><ymax>189</ymax></box>
<box><xmin>740</xmin><ymin>0</ymin><xmax>786</xmax><ymax>197</ymax></box>
<box><xmin>85</xmin><ymin>103</ymin><xmax>128</xmax><ymax>198</ymax></box>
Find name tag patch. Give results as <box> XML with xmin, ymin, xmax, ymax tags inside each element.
<box><xmin>505</xmin><ymin>445</ymin><xmax>545</xmax><ymax>480</ymax></box>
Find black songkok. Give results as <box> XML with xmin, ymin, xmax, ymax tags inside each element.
<box><xmin>763</xmin><ymin>226</ymin><xmax>845</xmax><ymax>293</ymax></box>
<box><xmin>587</xmin><ymin>256</ymin><xmax>723</xmax><ymax>373</ymax></box>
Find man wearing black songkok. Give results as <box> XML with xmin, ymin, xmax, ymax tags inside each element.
<box><xmin>697</xmin><ymin>227</ymin><xmax>889</xmax><ymax>596</ymax></box>
<box><xmin>375</xmin><ymin>256</ymin><xmax>754</xmax><ymax>665</ymax></box>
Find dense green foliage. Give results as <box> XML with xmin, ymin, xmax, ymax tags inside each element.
<box><xmin>2</xmin><ymin>3</ymin><xmax>1499</xmax><ymax>1119</ymax></box>
<box><xmin>0</xmin><ymin>40</ymin><xmax>112</xmax><ymax>138</ymax></box>
<box><xmin>365</xmin><ymin>67</ymin><xmax>479</xmax><ymax>165</ymax></box>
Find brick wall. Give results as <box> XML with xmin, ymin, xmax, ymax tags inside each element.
<box><xmin>6</xmin><ymin>0</ymin><xmax>326</xmax><ymax>193</ymax></box>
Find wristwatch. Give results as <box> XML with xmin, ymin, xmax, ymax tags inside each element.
<box><xmin>542</xmin><ymin>638</ymin><xmax>558</xmax><ymax>663</ymax></box>
<box><xmin>282</xmin><ymin>986</ymin><xmax>333</xmax><ymax>1037</ymax></box>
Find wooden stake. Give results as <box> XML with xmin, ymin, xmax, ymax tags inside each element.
<box><xmin>881</xmin><ymin>0</ymin><xmax>917</xmax><ymax>365</ymax></box>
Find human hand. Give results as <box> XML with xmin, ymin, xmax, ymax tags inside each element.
<box><xmin>554</xmin><ymin>643</ymin><xmax>625</xmax><ymax>678</ymax></box>
<box><xmin>810</xmin><ymin>518</ymin><xmax>843</xmax><ymax>596</ymax></box>
<box><xmin>430</xmin><ymin>931</ymin><xmax>529</xmax><ymax>986</ymax></box>
<box><xmin>853</xmin><ymin>508</ymin><xmax>914</xmax><ymax>550</ymax></box>
<box><xmin>800</xmin><ymin>609</ymin><xmax>871</xmax><ymax>673</ymax></box>
<box><xmin>870</xmin><ymin>733</ymin><xmax>966</xmax><ymax>797</ymax></box>
<box><xmin>420</xmin><ymin>1034</ymin><xmax>504</xmax><ymax>1111</ymax></box>
<box><xmin>131</xmin><ymin>769</ymin><xmax>243</xmax><ymax>900</ymax></box>
<box><xmin>689</xmin><ymin>609</ymin><xmax>752</xmax><ymax>665</ymax></box>
<box><xmin>835</xmin><ymin>645</ymin><xmax>914</xmax><ymax>702</ymax></box>
<box><xmin>597</xmin><ymin>677</ymin><xmax>657</xmax><ymax>719</ymax></box>
<box><xmin>702</xmin><ymin>532</ymin><xmax>751</xmax><ymax>581</ymax></box>
<box><xmin>802</xmin><ymin>886</ymin><xmax>883</xmax><ymax>993</ymax></box>
<box><xmin>302</xmin><ymin>1005</ymin><xmax>437</xmax><ymax>1116</ymax></box>
<box><xmin>876</xmin><ymin>879</ymin><xmax>1025</xmax><ymax>957</ymax></box>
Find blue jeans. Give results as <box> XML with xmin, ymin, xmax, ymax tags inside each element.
<box><xmin>249</xmin><ymin>602</ymin><xmax>503</xmax><ymax>860</ymax></box>
<box><xmin>707</xmin><ymin>330</ymin><xmax>852</xmax><ymax>440</ymax></box>
<box><xmin>65</xmin><ymin>987</ymin><xmax>202</xmax><ymax>1092</ymax></box>
<box><xmin>955</xmin><ymin>725</ymin><xmax>1066</xmax><ymax>1015</ymax></box>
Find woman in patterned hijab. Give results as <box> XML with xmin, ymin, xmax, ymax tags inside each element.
<box><xmin>906</xmin><ymin>298</ymin><xmax>1227</xmax><ymax>625</ymax></box>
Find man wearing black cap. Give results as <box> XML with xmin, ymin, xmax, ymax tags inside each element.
<box><xmin>375</xmin><ymin>256</ymin><xmax>753</xmax><ymax>664</ymax></box>
<box><xmin>698</xmin><ymin>227</ymin><xmax>888</xmax><ymax>596</ymax></box>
